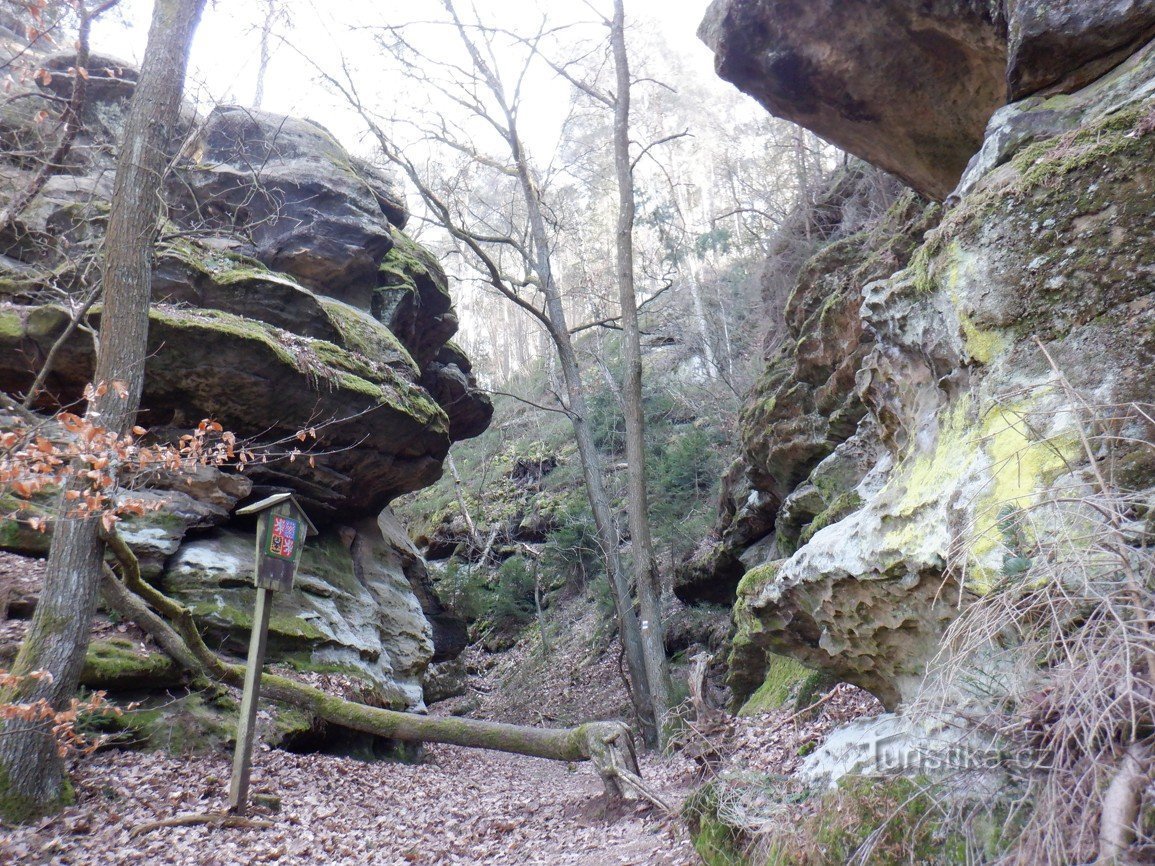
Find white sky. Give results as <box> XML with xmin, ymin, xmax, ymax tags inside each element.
<box><xmin>91</xmin><ymin>0</ymin><xmax>721</xmax><ymax>159</ymax></box>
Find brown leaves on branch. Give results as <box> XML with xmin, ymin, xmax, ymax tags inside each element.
<box><xmin>1</xmin><ymin>385</ymin><xmax>254</xmax><ymax>533</ymax></box>
<box><xmin>0</xmin><ymin>669</ymin><xmax>120</xmax><ymax>758</ymax></box>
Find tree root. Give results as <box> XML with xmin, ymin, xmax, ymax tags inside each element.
<box><xmin>97</xmin><ymin>530</ymin><xmax>643</xmax><ymax>799</ymax></box>
<box><xmin>129</xmin><ymin>811</ymin><xmax>274</xmax><ymax>837</ymax></box>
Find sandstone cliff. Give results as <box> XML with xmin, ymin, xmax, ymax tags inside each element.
<box><xmin>693</xmin><ymin>0</ymin><xmax>1155</xmax><ymax>716</ymax></box>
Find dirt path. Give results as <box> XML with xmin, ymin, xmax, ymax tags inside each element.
<box><xmin>0</xmin><ymin>744</ymin><xmax>698</xmax><ymax>865</ymax></box>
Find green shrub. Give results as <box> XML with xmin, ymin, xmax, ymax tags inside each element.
<box><xmin>542</xmin><ymin>505</ymin><xmax>602</xmax><ymax>586</ymax></box>
<box><xmin>491</xmin><ymin>556</ymin><xmax>536</xmax><ymax>628</ymax></box>
<box><xmin>441</xmin><ymin>558</ymin><xmax>492</xmax><ymax>624</ymax></box>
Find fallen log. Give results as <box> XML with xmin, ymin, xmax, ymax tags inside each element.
<box><xmin>97</xmin><ymin>531</ymin><xmax>643</xmax><ymax>799</ymax></box>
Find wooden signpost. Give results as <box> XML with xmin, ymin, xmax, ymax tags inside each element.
<box><xmin>228</xmin><ymin>492</ymin><xmax>316</xmax><ymax>814</ymax></box>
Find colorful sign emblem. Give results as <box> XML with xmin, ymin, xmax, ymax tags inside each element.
<box><xmin>267</xmin><ymin>515</ymin><xmax>299</xmax><ymax>560</ymax></box>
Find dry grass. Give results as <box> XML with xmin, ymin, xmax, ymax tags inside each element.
<box><xmin>910</xmin><ymin>372</ymin><xmax>1155</xmax><ymax>863</ymax></box>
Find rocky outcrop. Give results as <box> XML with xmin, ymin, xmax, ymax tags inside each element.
<box><xmin>0</xmin><ymin>63</ymin><xmax>491</xmax><ymax>520</ymax></box>
<box><xmin>699</xmin><ymin>0</ymin><xmax>1008</xmax><ymax>199</ymax></box>
<box><xmin>699</xmin><ymin>4</ymin><xmax>1155</xmax><ymax>711</ymax></box>
<box><xmin>1007</xmin><ymin>0</ymin><xmax>1155</xmax><ymax>98</ymax></box>
<box><xmin>676</xmin><ymin>166</ymin><xmax>935</xmax><ymax>605</ymax></box>
<box><xmin>701</xmin><ymin>0</ymin><xmax>1155</xmax><ymax>199</ymax></box>
<box><xmin>0</xmin><ymin>51</ymin><xmax>489</xmax><ymax>711</ymax></box>
<box><xmin>163</xmin><ymin>513</ymin><xmax>435</xmax><ymax>709</ymax></box>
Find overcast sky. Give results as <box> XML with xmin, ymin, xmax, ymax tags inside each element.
<box><xmin>92</xmin><ymin>0</ymin><xmax>721</xmax><ymax>157</ymax></box>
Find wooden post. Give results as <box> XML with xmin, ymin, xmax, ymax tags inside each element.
<box><xmin>227</xmin><ymin>492</ymin><xmax>315</xmax><ymax>815</ymax></box>
<box><xmin>228</xmin><ymin>585</ymin><xmax>273</xmax><ymax>814</ymax></box>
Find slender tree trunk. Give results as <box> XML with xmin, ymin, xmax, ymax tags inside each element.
<box><xmin>513</xmin><ymin>145</ymin><xmax>656</xmax><ymax>745</ymax></box>
<box><xmin>687</xmin><ymin>264</ymin><xmax>717</xmax><ymax>380</ymax></box>
<box><xmin>446</xmin><ymin>453</ymin><xmax>482</xmax><ymax>552</ymax></box>
<box><xmin>253</xmin><ymin>0</ymin><xmax>276</xmax><ymax>109</ymax></box>
<box><xmin>610</xmin><ymin>0</ymin><xmax>671</xmax><ymax>743</ymax></box>
<box><xmin>0</xmin><ymin>0</ymin><xmax>205</xmax><ymax>822</ymax></box>
<box><xmin>438</xmin><ymin>0</ymin><xmax>657</xmax><ymax>743</ymax></box>
<box><xmin>794</xmin><ymin>127</ymin><xmax>812</xmax><ymax>242</ymax></box>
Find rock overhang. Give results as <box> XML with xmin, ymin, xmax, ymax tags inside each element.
<box><xmin>699</xmin><ymin>0</ymin><xmax>1155</xmax><ymax>200</ymax></box>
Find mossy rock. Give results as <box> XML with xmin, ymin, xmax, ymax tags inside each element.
<box><xmin>0</xmin><ymin>308</ymin><xmax>22</xmax><ymax>339</ymax></box>
<box><xmin>80</xmin><ymin>638</ymin><xmax>183</xmax><ymax>690</ymax></box>
<box><xmin>685</xmin><ymin>774</ymin><xmax>1009</xmax><ymax>866</ymax></box>
<box><xmin>85</xmin><ymin>689</ymin><xmax>240</xmax><ymax>755</ymax></box>
<box><xmin>797</xmin><ymin>490</ymin><xmax>863</xmax><ymax>548</ymax></box>
<box><xmin>737</xmin><ymin>654</ymin><xmax>814</xmax><ymax>716</ymax></box>
<box><xmin>683</xmin><ymin>778</ymin><xmax>766</xmax><ymax>866</ymax></box>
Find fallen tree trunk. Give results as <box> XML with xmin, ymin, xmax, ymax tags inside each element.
<box><xmin>97</xmin><ymin>531</ymin><xmax>641</xmax><ymax>797</ymax></box>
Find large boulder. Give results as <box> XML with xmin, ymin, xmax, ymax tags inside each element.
<box><xmin>178</xmin><ymin>107</ymin><xmax>401</xmax><ymax>302</ymax></box>
<box><xmin>0</xmin><ymin>58</ymin><xmax>491</xmax><ymax>520</ymax></box>
<box><xmin>1007</xmin><ymin>0</ymin><xmax>1155</xmax><ymax>98</ymax></box>
<box><xmin>698</xmin><ymin>0</ymin><xmax>1008</xmax><ymax>199</ymax></box>
<box><xmin>0</xmin><ymin>46</ymin><xmax>484</xmax><ymax>717</ymax></box>
<box><xmin>700</xmin><ymin>0</ymin><xmax>1155</xmax><ymax>199</ymax></box>
<box><xmin>163</xmin><ymin>517</ymin><xmax>434</xmax><ymax>710</ymax></box>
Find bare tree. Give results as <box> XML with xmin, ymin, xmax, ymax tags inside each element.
<box><xmin>309</xmin><ymin>1</ymin><xmax>662</xmax><ymax>744</ymax></box>
<box><xmin>0</xmin><ymin>0</ymin><xmax>206</xmax><ymax>822</ymax></box>
<box><xmin>0</xmin><ymin>1</ymin><xmax>122</xmax><ymax>235</ymax></box>
<box><xmin>252</xmin><ymin>0</ymin><xmax>288</xmax><ymax>110</ymax></box>
<box><xmin>609</xmin><ymin>0</ymin><xmax>671</xmax><ymax>737</ymax></box>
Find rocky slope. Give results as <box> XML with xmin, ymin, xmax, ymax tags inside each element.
<box><xmin>694</xmin><ymin>0</ymin><xmax>1155</xmax><ymax>718</ymax></box>
<box><xmin>0</xmin><ymin>42</ymin><xmax>490</xmax><ymax>715</ymax></box>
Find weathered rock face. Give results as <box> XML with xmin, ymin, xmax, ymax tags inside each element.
<box><xmin>676</xmin><ymin>166</ymin><xmax>936</xmax><ymax>605</ymax></box>
<box><xmin>163</xmin><ymin>513</ymin><xmax>437</xmax><ymax>709</ymax></box>
<box><xmin>0</xmin><ymin>52</ymin><xmax>488</xmax><ymax>709</ymax></box>
<box><xmin>699</xmin><ymin>0</ymin><xmax>1008</xmax><ymax>199</ymax></box>
<box><xmin>0</xmin><ymin>57</ymin><xmax>492</xmax><ymax>519</ymax></box>
<box><xmin>701</xmin><ymin>0</ymin><xmax>1155</xmax><ymax>199</ymax></box>
<box><xmin>1007</xmin><ymin>0</ymin><xmax>1155</xmax><ymax>98</ymax></box>
<box><xmin>701</xmin><ymin>7</ymin><xmax>1155</xmax><ymax>711</ymax></box>
<box><xmin>179</xmin><ymin>107</ymin><xmax>399</xmax><ymax>301</ymax></box>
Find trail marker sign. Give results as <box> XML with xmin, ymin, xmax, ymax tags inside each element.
<box><xmin>228</xmin><ymin>492</ymin><xmax>317</xmax><ymax>813</ymax></box>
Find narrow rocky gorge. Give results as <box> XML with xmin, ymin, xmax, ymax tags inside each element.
<box><xmin>1</xmin><ymin>0</ymin><xmax>1154</xmax><ymax>862</ymax></box>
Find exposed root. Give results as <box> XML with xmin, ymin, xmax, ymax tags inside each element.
<box><xmin>129</xmin><ymin>811</ymin><xmax>274</xmax><ymax>837</ymax></box>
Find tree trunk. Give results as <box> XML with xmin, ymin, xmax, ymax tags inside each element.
<box><xmin>1098</xmin><ymin>741</ymin><xmax>1151</xmax><ymax>862</ymax></box>
<box><xmin>0</xmin><ymin>0</ymin><xmax>205</xmax><ymax>823</ymax></box>
<box><xmin>539</xmin><ymin>246</ymin><xmax>656</xmax><ymax>746</ymax></box>
<box><xmin>253</xmin><ymin>0</ymin><xmax>276</xmax><ymax>109</ymax></box>
<box><xmin>610</xmin><ymin>0</ymin><xmax>672</xmax><ymax>743</ymax></box>
<box><xmin>465</xmin><ymin>9</ymin><xmax>656</xmax><ymax>742</ymax></box>
<box><xmin>96</xmin><ymin>548</ymin><xmax>641</xmax><ymax>800</ymax></box>
<box><xmin>446</xmin><ymin>453</ymin><xmax>482</xmax><ymax>552</ymax></box>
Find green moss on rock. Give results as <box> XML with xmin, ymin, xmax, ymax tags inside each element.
<box><xmin>1014</xmin><ymin>103</ymin><xmax>1150</xmax><ymax>192</ymax></box>
<box><xmin>738</xmin><ymin>654</ymin><xmax>813</xmax><ymax>716</ymax></box>
<box><xmin>379</xmin><ymin>228</ymin><xmax>446</xmax><ymax>294</ymax></box>
<box><xmin>97</xmin><ymin>690</ymin><xmax>239</xmax><ymax>755</ymax></box>
<box><xmin>187</xmin><ymin>598</ymin><xmax>326</xmax><ymax>646</ymax></box>
<box><xmin>318</xmin><ymin>296</ymin><xmax>418</xmax><ymax>374</ymax></box>
<box><xmin>0</xmin><ymin>308</ymin><xmax>22</xmax><ymax>339</ymax></box>
<box><xmin>797</xmin><ymin>490</ymin><xmax>863</xmax><ymax>547</ymax></box>
<box><xmin>80</xmin><ymin>639</ymin><xmax>182</xmax><ymax>690</ymax></box>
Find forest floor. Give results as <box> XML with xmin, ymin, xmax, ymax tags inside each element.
<box><xmin>0</xmin><ymin>553</ymin><xmax>882</xmax><ymax>864</ymax></box>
